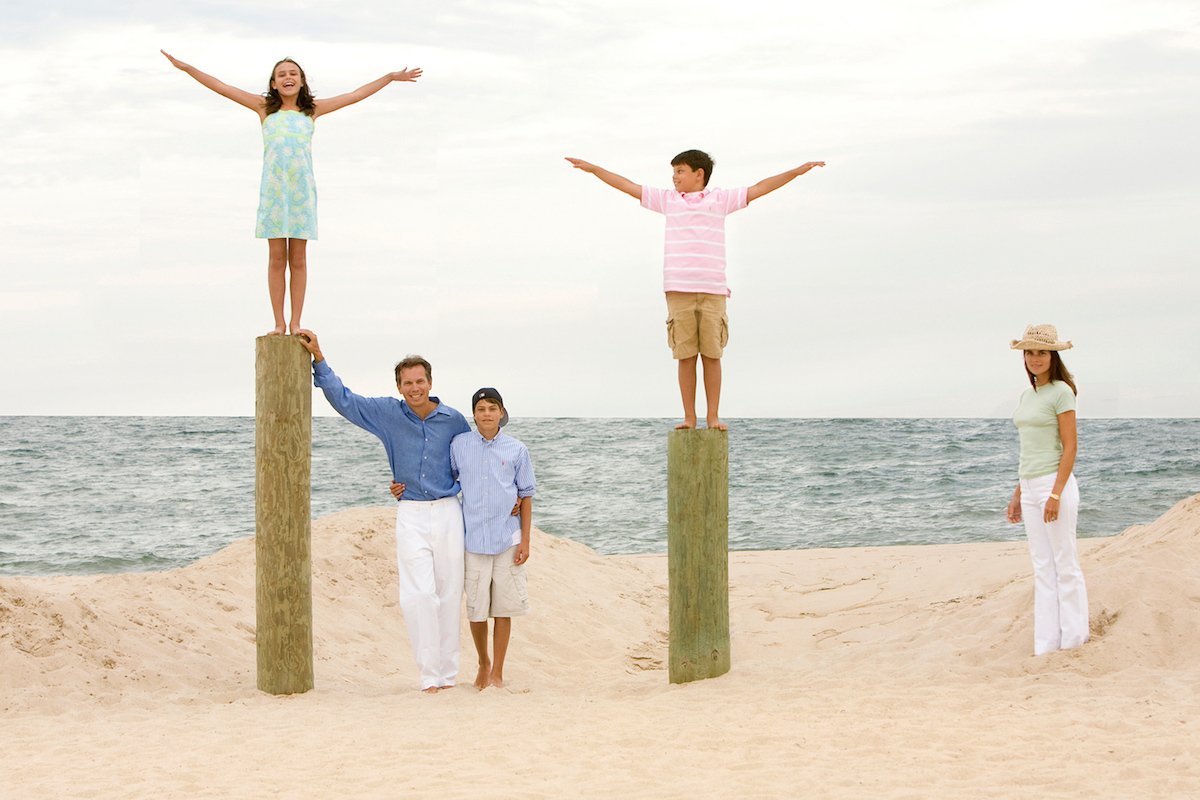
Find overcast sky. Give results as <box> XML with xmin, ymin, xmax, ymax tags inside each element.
<box><xmin>2</xmin><ymin>0</ymin><xmax>1197</xmax><ymax>418</ymax></box>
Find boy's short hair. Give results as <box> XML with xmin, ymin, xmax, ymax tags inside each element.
<box><xmin>394</xmin><ymin>355</ymin><xmax>432</xmax><ymax>384</ymax></box>
<box><xmin>671</xmin><ymin>149</ymin><xmax>714</xmax><ymax>187</ymax></box>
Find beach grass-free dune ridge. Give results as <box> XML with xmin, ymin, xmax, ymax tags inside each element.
<box><xmin>2</xmin><ymin>496</ymin><xmax>1200</xmax><ymax>799</ymax></box>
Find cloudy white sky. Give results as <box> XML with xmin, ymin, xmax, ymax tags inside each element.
<box><xmin>2</xmin><ymin>0</ymin><xmax>1197</xmax><ymax>418</ymax></box>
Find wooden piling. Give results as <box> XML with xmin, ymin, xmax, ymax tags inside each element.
<box><xmin>667</xmin><ymin>428</ymin><xmax>730</xmax><ymax>684</ymax></box>
<box><xmin>254</xmin><ymin>335</ymin><xmax>314</xmax><ymax>695</ymax></box>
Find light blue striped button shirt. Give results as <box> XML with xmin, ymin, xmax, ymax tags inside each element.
<box><xmin>451</xmin><ymin>430</ymin><xmax>536</xmax><ymax>556</ymax></box>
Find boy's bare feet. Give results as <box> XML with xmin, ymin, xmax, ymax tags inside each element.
<box><xmin>675</xmin><ymin>417</ymin><xmax>697</xmax><ymax>430</ymax></box>
<box><xmin>474</xmin><ymin>663</ymin><xmax>491</xmax><ymax>690</ymax></box>
<box><xmin>706</xmin><ymin>417</ymin><xmax>728</xmax><ymax>431</ymax></box>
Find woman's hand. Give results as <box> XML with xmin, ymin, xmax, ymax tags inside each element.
<box><xmin>1043</xmin><ymin>495</ymin><xmax>1061</xmax><ymax>524</ymax></box>
<box><xmin>1006</xmin><ymin>493</ymin><xmax>1023</xmax><ymax>524</ymax></box>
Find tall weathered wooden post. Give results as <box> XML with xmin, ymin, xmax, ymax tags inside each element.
<box><xmin>667</xmin><ymin>428</ymin><xmax>730</xmax><ymax>683</ymax></box>
<box><xmin>255</xmin><ymin>335</ymin><xmax>314</xmax><ymax>694</ymax></box>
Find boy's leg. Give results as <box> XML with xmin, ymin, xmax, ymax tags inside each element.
<box><xmin>286</xmin><ymin>238</ymin><xmax>308</xmax><ymax>335</ymax></box>
<box><xmin>666</xmin><ymin>292</ymin><xmax>701</xmax><ymax>429</ymax></box>
<box><xmin>489</xmin><ymin>617</ymin><xmax>512</xmax><ymax>688</ymax></box>
<box><xmin>700</xmin><ymin>356</ymin><xmax>725</xmax><ymax>430</ymax></box>
<box><xmin>697</xmin><ymin>295</ymin><xmax>729</xmax><ymax>430</ymax></box>
<box><xmin>266</xmin><ymin>238</ymin><xmax>288</xmax><ymax>335</ymax></box>
<box><xmin>677</xmin><ymin>356</ymin><xmax>699</xmax><ymax>429</ymax></box>
<box><xmin>469</xmin><ymin>621</ymin><xmax>491</xmax><ymax>689</ymax></box>
<box><xmin>465</xmin><ymin>550</ymin><xmax>495</xmax><ymax>689</ymax></box>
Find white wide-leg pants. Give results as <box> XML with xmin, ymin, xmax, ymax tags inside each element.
<box><xmin>395</xmin><ymin>497</ymin><xmax>464</xmax><ymax>689</ymax></box>
<box><xmin>1019</xmin><ymin>473</ymin><xmax>1088</xmax><ymax>656</ymax></box>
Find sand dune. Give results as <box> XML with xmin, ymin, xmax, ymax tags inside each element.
<box><xmin>2</xmin><ymin>496</ymin><xmax>1199</xmax><ymax>798</ymax></box>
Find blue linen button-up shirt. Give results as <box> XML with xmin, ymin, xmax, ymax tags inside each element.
<box><xmin>451</xmin><ymin>430</ymin><xmax>536</xmax><ymax>555</ymax></box>
<box><xmin>312</xmin><ymin>359</ymin><xmax>470</xmax><ymax>500</ymax></box>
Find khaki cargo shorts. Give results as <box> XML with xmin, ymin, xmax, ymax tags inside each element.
<box><xmin>465</xmin><ymin>546</ymin><xmax>529</xmax><ymax>622</ymax></box>
<box><xmin>665</xmin><ymin>291</ymin><xmax>728</xmax><ymax>359</ymax></box>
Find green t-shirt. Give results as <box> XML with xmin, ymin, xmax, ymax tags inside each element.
<box><xmin>1013</xmin><ymin>380</ymin><xmax>1076</xmax><ymax>478</ymax></box>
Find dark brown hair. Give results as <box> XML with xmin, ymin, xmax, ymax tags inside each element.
<box><xmin>671</xmin><ymin>149</ymin><xmax>714</xmax><ymax>187</ymax></box>
<box><xmin>1026</xmin><ymin>351</ymin><xmax>1078</xmax><ymax>396</ymax></box>
<box><xmin>263</xmin><ymin>58</ymin><xmax>316</xmax><ymax>116</ymax></box>
<box><xmin>395</xmin><ymin>356</ymin><xmax>432</xmax><ymax>384</ymax></box>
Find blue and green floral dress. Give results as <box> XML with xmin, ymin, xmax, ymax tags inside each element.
<box><xmin>255</xmin><ymin>110</ymin><xmax>318</xmax><ymax>240</ymax></box>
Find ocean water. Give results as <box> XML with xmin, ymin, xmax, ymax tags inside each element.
<box><xmin>0</xmin><ymin>416</ymin><xmax>1196</xmax><ymax>576</ymax></box>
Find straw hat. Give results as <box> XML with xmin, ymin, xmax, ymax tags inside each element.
<box><xmin>1010</xmin><ymin>323</ymin><xmax>1073</xmax><ymax>351</ymax></box>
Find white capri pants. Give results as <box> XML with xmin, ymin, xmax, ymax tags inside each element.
<box><xmin>395</xmin><ymin>497</ymin><xmax>465</xmax><ymax>689</ymax></box>
<box><xmin>1019</xmin><ymin>473</ymin><xmax>1088</xmax><ymax>656</ymax></box>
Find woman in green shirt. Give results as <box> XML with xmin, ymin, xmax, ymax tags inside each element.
<box><xmin>1004</xmin><ymin>324</ymin><xmax>1089</xmax><ymax>656</ymax></box>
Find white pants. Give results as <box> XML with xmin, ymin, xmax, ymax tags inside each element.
<box><xmin>1020</xmin><ymin>473</ymin><xmax>1088</xmax><ymax>656</ymax></box>
<box><xmin>395</xmin><ymin>497</ymin><xmax>464</xmax><ymax>689</ymax></box>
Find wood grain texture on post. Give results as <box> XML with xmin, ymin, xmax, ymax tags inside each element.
<box><xmin>254</xmin><ymin>335</ymin><xmax>314</xmax><ymax>695</ymax></box>
<box><xmin>667</xmin><ymin>427</ymin><xmax>731</xmax><ymax>684</ymax></box>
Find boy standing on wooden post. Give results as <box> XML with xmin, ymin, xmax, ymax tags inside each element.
<box><xmin>566</xmin><ymin>151</ymin><xmax>824</xmax><ymax>430</ymax></box>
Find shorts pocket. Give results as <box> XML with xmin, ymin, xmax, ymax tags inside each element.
<box><xmin>665</xmin><ymin>317</ymin><xmax>676</xmax><ymax>349</ymax></box>
<box><xmin>509</xmin><ymin>564</ymin><xmax>529</xmax><ymax>604</ymax></box>
<box><xmin>465</xmin><ymin>569</ymin><xmax>483</xmax><ymax>618</ymax></box>
<box><xmin>719</xmin><ymin>314</ymin><xmax>729</xmax><ymax>348</ymax></box>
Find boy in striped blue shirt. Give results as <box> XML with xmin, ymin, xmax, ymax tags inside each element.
<box><xmin>451</xmin><ymin>387</ymin><xmax>536</xmax><ymax>690</ymax></box>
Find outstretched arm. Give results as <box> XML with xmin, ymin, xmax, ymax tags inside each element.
<box><xmin>160</xmin><ymin>50</ymin><xmax>264</xmax><ymax>115</ymax></box>
<box><xmin>313</xmin><ymin>68</ymin><xmax>423</xmax><ymax>118</ymax></box>
<box><xmin>746</xmin><ymin>161</ymin><xmax>826</xmax><ymax>203</ymax></box>
<box><xmin>564</xmin><ymin>158</ymin><xmax>641</xmax><ymax>199</ymax></box>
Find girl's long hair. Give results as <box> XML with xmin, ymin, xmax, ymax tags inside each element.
<box><xmin>1027</xmin><ymin>351</ymin><xmax>1078</xmax><ymax>395</ymax></box>
<box><xmin>263</xmin><ymin>58</ymin><xmax>316</xmax><ymax>116</ymax></box>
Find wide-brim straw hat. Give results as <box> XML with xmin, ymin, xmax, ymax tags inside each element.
<box><xmin>1010</xmin><ymin>323</ymin><xmax>1073</xmax><ymax>351</ymax></box>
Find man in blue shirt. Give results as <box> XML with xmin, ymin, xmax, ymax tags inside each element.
<box><xmin>298</xmin><ymin>329</ymin><xmax>470</xmax><ymax>693</ymax></box>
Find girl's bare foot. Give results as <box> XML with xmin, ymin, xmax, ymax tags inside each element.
<box><xmin>488</xmin><ymin>674</ymin><xmax>505</xmax><ymax>689</ymax></box>
<box><xmin>267</xmin><ymin>324</ymin><xmax>286</xmax><ymax>336</ymax></box>
<box><xmin>675</xmin><ymin>417</ymin><xmax>697</xmax><ymax>430</ymax></box>
<box><xmin>288</xmin><ymin>322</ymin><xmax>301</xmax><ymax>336</ymax></box>
<box><xmin>705</xmin><ymin>417</ymin><xmax>728</xmax><ymax>431</ymax></box>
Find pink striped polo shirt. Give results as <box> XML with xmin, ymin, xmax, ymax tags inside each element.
<box><xmin>641</xmin><ymin>185</ymin><xmax>748</xmax><ymax>296</ymax></box>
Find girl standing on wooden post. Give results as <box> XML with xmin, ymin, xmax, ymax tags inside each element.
<box><xmin>161</xmin><ymin>51</ymin><xmax>422</xmax><ymax>335</ymax></box>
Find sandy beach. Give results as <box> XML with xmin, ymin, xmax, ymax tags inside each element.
<box><xmin>2</xmin><ymin>495</ymin><xmax>1199</xmax><ymax>799</ymax></box>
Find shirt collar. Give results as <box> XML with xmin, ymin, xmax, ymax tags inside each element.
<box><xmin>401</xmin><ymin>397</ymin><xmax>450</xmax><ymax>419</ymax></box>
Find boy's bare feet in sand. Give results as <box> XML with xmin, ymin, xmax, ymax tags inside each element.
<box><xmin>474</xmin><ymin>662</ymin><xmax>491</xmax><ymax>690</ymax></box>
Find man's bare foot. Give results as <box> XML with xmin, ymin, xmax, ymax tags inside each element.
<box><xmin>675</xmin><ymin>417</ymin><xmax>697</xmax><ymax>430</ymax></box>
<box><xmin>488</xmin><ymin>673</ymin><xmax>505</xmax><ymax>689</ymax></box>
<box><xmin>267</xmin><ymin>324</ymin><xmax>286</xmax><ymax>336</ymax></box>
<box><xmin>421</xmin><ymin>686</ymin><xmax>441</xmax><ymax>694</ymax></box>
<box><xmin>705</xmin><ymin>417</ymin><xmax>728</xmax><ymax>431</ymax></box>
<box><xmin>474</xmin><ymin>663</ymin><xmax>491</xmax><ymax>690</ymax></box>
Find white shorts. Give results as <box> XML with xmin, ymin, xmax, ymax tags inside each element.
<box><xmin>464</xmin><ymin>546</ymin><xmax>529</xmax><ymax>622</ymax></box>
